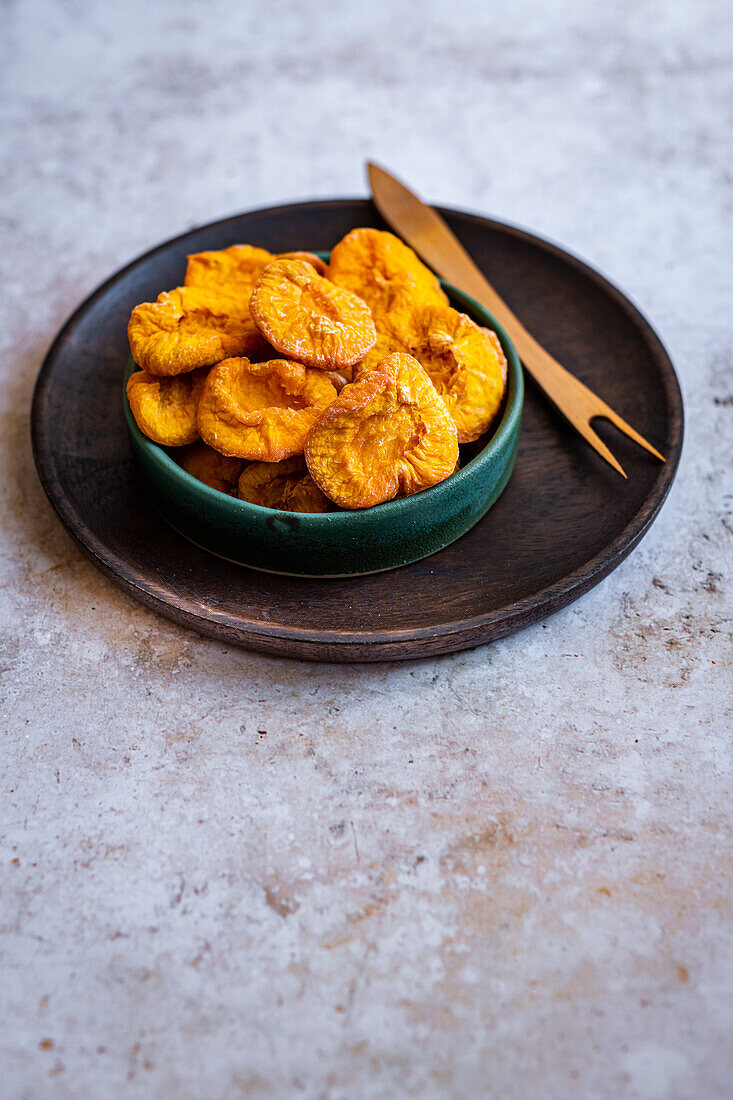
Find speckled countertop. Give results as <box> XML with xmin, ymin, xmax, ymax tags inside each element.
<box><xmin>2</xmin><ymin>1</ymin><xmax>732</xmax><ymax>1097</ymax></box>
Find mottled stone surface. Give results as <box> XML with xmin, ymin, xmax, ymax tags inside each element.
<box><xmin>2</xmin><ymin>0</ymin><xmax>732</xmax><ymax>1096</ymax></box>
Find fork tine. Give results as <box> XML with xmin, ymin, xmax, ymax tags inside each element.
<box><xmin>577</xmin><ymin>421</ymin><xmax>628</xmax><ymax>478</ymax></box>
<box><xmin>594</xmin><ymin>406</ymin><xmax>666</xmax><ymax>463</ymax></box>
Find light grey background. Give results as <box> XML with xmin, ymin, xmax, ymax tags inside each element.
<box><xmin>2</xmin><ymin>0</ymin><xmax>732</xmax><ymax>1097</ymax></box>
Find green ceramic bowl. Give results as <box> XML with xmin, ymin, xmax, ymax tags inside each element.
<box><xmin>123</xmin><ymin>271</ymin><xmax>523</xmax><ymax>576</ymax></box>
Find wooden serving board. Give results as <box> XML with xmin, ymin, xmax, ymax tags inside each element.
<box><xmin>31</xmin><ymin>200</ymin><xmax>683</xmax><ymax>662</ymax></box>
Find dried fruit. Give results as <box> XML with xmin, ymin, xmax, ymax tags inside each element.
<box><xmin>277</xmin><ymin>251</ymin><xmax>327</xmax><ymax>276</ymax></box>
<box><xmin>358</xmin><ymin>304</ymin><xmax>506</xmax><ymax>443</ymax></box>
<box><xmin>237</xmin><ymin>457</ymin><xmax>332</xmax><ymax>512</ymax></box>
<box><xmin>487</xmin><ymin>326</ymin><xmax>509</xmax><ymax>388</ymax></box>
<box><xmin>126</xmin><ymin>368</ymin><xmax>207</xmax><ymax>446</ymax></box>
<box><xmin>353</xmin><ymin>318</ymin><xmax>406</xmax><ymax>377</ymax></box>
<box><xmin>176</xmin><ymin>441</ymin><xmax>244</xmax><ymax>494</ymax></box>
<box><xmin>197</xmin><ymin>357</ymin><xmax>337</xmax><ymax>461</ymax></box>
<box><xmin>249</xmin><ymin>258</ymin><xmax>377</xmax><ymax>369</ymax></box>
<box><xmin>128</xmin><ymin>286</ymin><xmax>268</xmax><ymax>375</ymax></box>
<box><xmin>185</xmin><ymin>245</ymin><xmax>275</xmax><ymax>294</ymax></box>
<box><xmin>327</xmin><ymin>228</ymin><xmax>448</xmax><ymax>317</ymax></box>
<box><xmin>129</xmin><ymin>233</ymin><xmax>509</xmax><ymax>519</ymax></box>
<box><xmin>322</xmin><ymin>368</ymin><xmax>352</xmax><ymax>392</ymax></box>
<box><xmin>305</xmin><ymin>352</ymin><xmax>458</xmax><ymax>509</ymax></box>
<box><xmin>185</xmin><ymin>245</ymin><xmax>327</xmax><ymax>295</ymax></box>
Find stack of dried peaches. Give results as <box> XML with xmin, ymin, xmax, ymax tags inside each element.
<box><xmin>126</xmin><ymin>228</ymin><xmax>507</xmax><ymax>512</ymax></box>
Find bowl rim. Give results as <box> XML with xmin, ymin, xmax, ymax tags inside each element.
<box><xmin>123</xmin><ymin>276</ymin><xmax>524</xmax><ymax>522</ymax></box>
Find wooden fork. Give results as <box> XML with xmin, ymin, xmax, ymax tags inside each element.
<box><xmin>368</xmin><ymin>162</ymin><xmax>665</xmax><ymax>478</ymax></box>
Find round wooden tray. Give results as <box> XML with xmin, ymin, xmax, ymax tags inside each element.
<box><xmin>31</xmin><ymin>200</ymin><xmax>683</xmax><ymax>662</ymax></box>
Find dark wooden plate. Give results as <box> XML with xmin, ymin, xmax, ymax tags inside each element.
<box><xmin>31</xmin><ymin>200</ymin><xmax>683</xmax><ymax>662</ymax></box>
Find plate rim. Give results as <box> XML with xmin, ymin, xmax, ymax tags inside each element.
<box><xmin>31</xmin><ymin>198</ymin><xmax>684</xmax><ymax>657</ymax></box>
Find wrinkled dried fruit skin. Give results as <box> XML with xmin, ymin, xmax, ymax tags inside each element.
<box><xmin>197</xmin><ymin>357</ymin><xmax>337</xmax><ymax>462</ymax></box>
<box><xmin>322</xmin><ymin>368</ymin><xmax>352</xmax><ymax>392</ymax></box>
<box><xmin>176</xmin><ymin>441</ymin><xmax>244</xmax><ymax>494</ymax></box>
<box><xmin>359</xmin><ymin>304</ymin><xmax>507</xmax><ymax>443</ymax></box>
<box><xmin>484</xmin><ymin>326</ymin><xmax>509</xmax><ymax>388</ymax></box>
<box><xmin>249</xmin><ymin>258</ymin><xmax>377</xmax><ymax>369</ymax></box>
<box><xmin>354</xmin><ymin>314</ymin><xmax>408</xmax><ymax>377</ymax></box>
<box><xmin>126</xmin><ymin>368</ymin><xmax>208</xmax><ymax>446</ymax></box>
<box><xmin>185</xmin><ymin>245</ymin><xmax>327</xmax><ymax>295</ymax></box>
<box><xmin>237</xmin><ymin>457</ymin><xmax>332</xmax><ymax>513</ymax></box>
<box><xmin>305</xmin><ymin>352</ymin><xmax>458</xmax><ymax>509</ymax></box>
<box><xmin>327</xmin><ymin>228</ymin><xmax>448</xmax><ymax>317</ymax></box>
<box><xmin>185</xmin><ymin>245</ymin><xmax>275</xmax><ymax>294</ymax></box>
<box><xmin>128</xmin><ymin>286</ymin><xmax>269</xmax><ymax>375</ymax></box>
<box><xmin>277</xmin><ymin>251</ymin><xmax>327</xmax><ymax>276</ymax></box>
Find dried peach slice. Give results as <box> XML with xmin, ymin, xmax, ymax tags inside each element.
<box><xmin>184</xmin><ymin>245</ymin><xmax>274</xmax><ymax>294</ymax></box>
<box><xmin>176</xmin><ymin>441</ymin><xmax>244</xmax><ymax>494</ymax></box>
<box><xmin>305</xmin><ymin>352</ymin><xmax>458</xmax><ymax>509</ymax></box>
<box><xmin>185</xmin><ymin>245</ymin><xmax>327</xmax><ymax>294</ymax></box>
<box><xmin>277</xmin><ymin>251</ymin><xmax>328</xmax><ymax>276</ymax></box>
<box><xmin>360</xmin><ymin>304</ymin><xmax>507</xmax><ymax>443</ymax></box>
<box><xmin>249</xmin><ymin>258</ymin><xmax>377</xmax><ymax>369</ymax></box>
<box><xmin>197</xmin><ymin>357</ymin><xmax>337</xmax><ymax>462</ymax></box>
<box><xmin>126</xmin><ymin>368</ymin><xmax>207</xmax><ymax>447</ymax></box>
<box><xmin>128</xmin><ymin>286</ymin><xmax>269</xmax><ymax>376</ymax></box>
<box><xmin>482</xmin><ymin>326</ymin><xmax>509</xmax><ymax>388</ymax></box>
<box><xmin>327</xmin><ymin>228</ymin><xmax>448</xmax><ymax>317</ymax></box>
<box><xmin>353</xmin><ymin>318</ymin><xmax>405</xmax><ymax>377</ymax></box>
<box><xmin>237</xmin><ymin>457</ymin><xmax>332</xmax><ymax>513</ymax></box>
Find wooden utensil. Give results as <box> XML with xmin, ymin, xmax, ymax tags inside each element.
<box><xmin>368</xmin><ymin>162</ymin><xmax>665</xmax><ymax>478</ymax></box>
